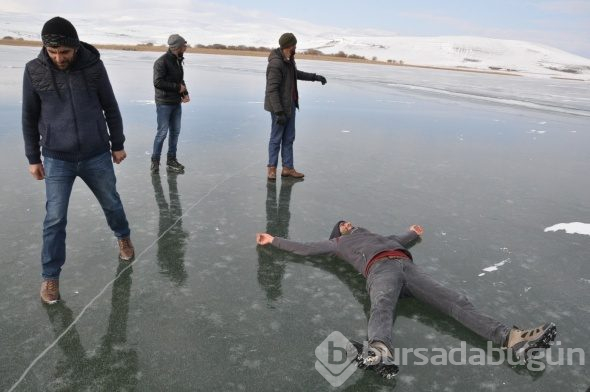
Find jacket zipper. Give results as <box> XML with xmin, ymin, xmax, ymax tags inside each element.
<box><xmin>66</xmin><ymin>70</ymin><xmax>81</xmax><ymax>154</ymax></box>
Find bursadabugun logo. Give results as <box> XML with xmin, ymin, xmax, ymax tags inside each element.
<box><xmin>315</xmin><ymin>331</ymin><xmax>358</xmax><ymax>387</ymax></box>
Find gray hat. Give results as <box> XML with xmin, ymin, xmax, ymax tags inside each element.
<box><xmin>168</xmin><ymin>34</ymin><xmax>187</xmax><ymax>49</ymax></box>
<box><xmin>279</xmin><ymin>32</ymin><xmax>297</xmax><ymax>49</ymax></box>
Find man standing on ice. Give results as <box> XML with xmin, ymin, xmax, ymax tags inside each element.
<box><xmin>256</xmin><ymin>221</ymin><xmax>557</xmax><ymax>378</ymax></box>
<box><xmin>150</xmin><ymin>34</ymin><xmax>189</xmax><ymax>174</ymax></box>
<box><xmin>264</xmin><ymin>32</ymin><xmax>327</xmax><ymax>180</ymax></box>
<box><xmin>22</xmin><ymin>16</ymin><xmax>134</xmax><ymax>305</ymax></box>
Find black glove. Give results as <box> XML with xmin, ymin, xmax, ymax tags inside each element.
<box><xmin>275</xmin><ymin>111</ymin><xmax>287</xmax><ymax>126</ymax></box>
<box><xmin>315</xmin><ymin>74</ymin><xmax>327</xmax><ymax>85</ymax></box>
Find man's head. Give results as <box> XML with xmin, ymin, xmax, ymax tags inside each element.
<box><xmin>329</xmin><ymin>220</ymin><xmax>354</xmax><ymax>240</ymax></box>
<box><xmin>168</xmin><ymin>34</ymin><xmax>188</xmax><ymax>56</ymax></box>
<box><xmin>41</xmin><ymin>16</ymin><xmax>80</xmax><ymax>70</ymax></box>
<box><xmin>279</xmin><ymin>32</ymin><xmax>297</xmax><ymax>58</ymax></box>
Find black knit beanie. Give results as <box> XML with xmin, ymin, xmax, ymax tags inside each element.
<box><xmin>279</xmin><ymin>32</ymin><xmax>297</xmax><ymax>49</ymax></box>
<box><xmin>329</xmin><ymin>221</ymin><xmax>346</xmax><ymax>240</ymax></box>
<box><xmin>41</xmin><ymin>16</ymin><xmax>79</xmax><ymax>48</ymax></box>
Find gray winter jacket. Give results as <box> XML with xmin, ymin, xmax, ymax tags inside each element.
<box><xmin>264</xmin><ymin>48</ymin><xmax>318</xmax><ymax>117</ymax></box>
<box><xmin>272</xmin><ymin>227</ymin><xmax>419</xmax><ymax>277</ymax></box>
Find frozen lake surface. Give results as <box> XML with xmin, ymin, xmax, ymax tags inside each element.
<box><xmin>1</xmin><ymin>45</ymin><xmax>589</xmax><ymax>391</ymax></box>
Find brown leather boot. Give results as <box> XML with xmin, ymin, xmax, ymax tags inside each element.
<box><xmin>281</xmin><ymin>167</ymin><xmax>304</xmax><ymax>178</ymax></box>
<box><xmin>40</xmin><ymin>279</ymin><xmax>60</xmax><ymax>305</ymax></box>
<box><xmin>267</xmin><ymin>166</ymin><xmax>277</xmax><ymax>181</ymax></box>
<box><xmin>118</xmin><ymin>237</ymin><xmax>135</xmax><ymax>261</ymax></box>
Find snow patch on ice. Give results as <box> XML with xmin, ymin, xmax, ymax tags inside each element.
<box><xmin>544</xmin><ymin>222</ymin><xmax>590</xmax><ymax>236</ymax></box>
<box><xmin>478</xmin><ymin>258</ymin><xmax>511</xmax><ymax>276</ymax></box>
<box><xmin>528</xmin><ymin>129</ymin><xmax>546</xmax><ymax>134</ymax></box>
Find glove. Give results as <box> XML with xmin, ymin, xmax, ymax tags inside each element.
<box><xmin>315</xmin><ymin>74</ymin><xmax>327</xmax><ymax>85</ymax></box>
<box><xmin>275</xmin><ymin>111</ymin><xmax>287</xmax><ymax>126</ymax></box>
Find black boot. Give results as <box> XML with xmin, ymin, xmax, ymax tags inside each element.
<box><xmin>150</xmin><ymin>159</ymin><xmax>160</xmax><ymax>174</ymax></box>
<box><xmin>167</xmin><ymin>157</ymin><xmax>185</xmax><ymax>173</ymax></box>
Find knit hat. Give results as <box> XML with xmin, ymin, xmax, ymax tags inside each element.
<box><xmin>279</xmin><ymin>32</ymin><xmax>297</xmax><ymax>49</ymax></box>
<box><xmin>41</xmin><ymin>16</ymin><xmax>79</xmax><ymax>48</ymax></box>
<box><xmin>168</xmin><ymin>34</ymin><xmax>187</xmax><ymax>49</ymax></box>
<box><xmin>329</xmin><ymin>221</ymin><xmax>346</xmax><ymax>240</ymax></box>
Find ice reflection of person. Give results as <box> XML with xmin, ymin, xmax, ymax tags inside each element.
<box><xmin>44</xmin><ymin>262</ymin><xmax>138</xmax><ymax>389</ymax></box>
<box><xmin>257</xmin><ymin>222</ymin><xmax>557</xmax><ymax>379</ymax></box>
<box><xmin>152</xmin><ymin>173</ymin><xmax>188</xmax><ymax>285</ymax></box>
<box><xmin>257</xmin><ymin>178</ymin><xmax>302</xmax><ymax>303</ymax></box>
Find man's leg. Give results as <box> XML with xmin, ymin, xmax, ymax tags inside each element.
<box><xmin>403</xmin><ymin>262</ymin><xmax>510</xmax><ymax>345</ymax></box>
<box><xmin>280</xmin><ymin>106</ymin><xmax>296</xmax><ymax>169</ymax></box>
<box><xmin>268</xmin><ymin>112</ymin><xmax>284</xmax><ymax>169</ymax></box>
<box><xmin>79</xmin><ymin>152</ymin><xmax>130</xmax><ymax>240</ymax></box>
<box><xmin>41</xmin><ymin>157</ymin><xmax>76</xmax><ymax>279</ymax></box>
<box><xmin>366</xmin><ymin>260</ymin><xmax>405</xmax><ymax>353</ymax></box>
<box><xmin>166</xmin><ymin>104</ymin><xmax>182</xmax><ymax>160</ymax></box>
<box><xmin>151</xmin><ymin>104</ymin><xmax>173</xmax><ymax>162</ymax></box>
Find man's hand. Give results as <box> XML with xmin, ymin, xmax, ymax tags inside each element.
<box><xmin>256</xmin><ymin>233</ymin><xmax>275</xmax><ymax>246</ymax></box>
<box><xmin>29</xmin><ymin>163</ymin><xmax>45</xmax><ymax>180</ymax></box>
<box><xmin>112</xmin><ymin>150</ymin><xmax>127</xmax><ymax>164</ymax></box>
<box><xmin>410</xmin><ymin>225</ymin><xmax>424</xmax><ymax>236</ymax></box>
<box><xmin>314</xmin><ymin>74</ymin><xmax>327</xmax><ymax>85</ymax></box>
<box><xmin>181</xmin><ymin>94</ymin><xmax>190</xmax><ymax>103</ymax></box>
<box><xmin>179</xmin><ymin>84</ymin><xmax>187</xmax><ymax>94</ymax></box>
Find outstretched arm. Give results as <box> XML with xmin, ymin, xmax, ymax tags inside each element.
<box><xmin>296</xmin><ymin>70</ymin><xmax>327</xmax><ymax>85</ymax></box>
<box><xmin>388</xmin><ymin>225</ymin><xmax>423</xmax><ymax>247</ymax></box>
<box><xmin>256</xmin><ymin>233</ymin><xmax>337</xmax><ymax>256</ymax></box>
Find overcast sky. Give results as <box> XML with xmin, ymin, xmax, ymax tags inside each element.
<box><xmin>2</xmin><ymin>0</ymin><xmax>589</xmax><ymax>57</ymax></box>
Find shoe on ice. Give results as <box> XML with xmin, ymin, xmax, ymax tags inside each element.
<box><xmin>167</xmin><ymin>157</ymin><xmax>185</xmax><ymax>173</ymax></box>
<box><xmin>281</xmin><ymin>167</ymin><xmax>304</xmax><ymax>178</ymax></box>
<box><xmin>505</xmin><ymin>322</ymin><xmax>557</xmax><ymax>360</ymax></box>
<box><xmin>150</xmin><ymin>159</ymin><xmax>160</xmax><ymax>174</ymax></box>
<box><xmin>347</xmin><ymin>340</ymin><xmax>399</xmax><ymax>378</ymax></box>
<box><xmin>40</xmin><ymin>279</ymin><xmax>60</xmax><ymax>305</ymax></box>
<box><xmin>118</xmin><ymin>237</ymin><xmax>135</xmax><ymax>261</ymax></box>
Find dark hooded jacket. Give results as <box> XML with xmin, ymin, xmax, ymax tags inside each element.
<box><xmin>153</xmin><ymin>50</ymin><xmax>187</xmax><ymax>105</ymax></box>
<box><xmin>264</xmin><ymin>48</ymin><xmax>317</xmax><ymax>117</ymax></box>
<box><xmin>271</xmin><ymin>227</ymin><xmax>419</xmax><ymax>277</ymax></box>
<box><xmin>22</xmin><ymin>42</ymin><xmax>124</xmax><ymax>164</ymax></box>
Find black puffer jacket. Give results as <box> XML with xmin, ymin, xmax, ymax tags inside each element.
<box><xmin>22</xmin><ymin>42</ymin><xmax>124</xmax><ymax>164</ymax></box>
<box><xmin>153</xmin><ymin>50</ymin><xmax>187</xmax><ymax>104</ymax></box>
<box><xmin>264</xmin><ymin>48</ymin><xmax>317</xmax><ymax>117</ymax></box>
<box><xmin>272</xmin><ymin>227</ymin><xmax>419</xmax><ymax>277</ymax></box>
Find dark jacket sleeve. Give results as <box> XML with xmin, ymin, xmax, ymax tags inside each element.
<box><xmin>296</xmin><ymin>69</ymin><xmax>316</xmax><ymax>81</ymax></box>
<box><xmin>153</xmin><ymin>57</ymin><xmax>179</xmax><ymax>92</ymax></box>
<box><xmin>265</xmin><ymin>59</ymin><xmax>284</xmax><ymax>113</ymax></box>
<box><xmin>96</xmin><ymin>62</ymin><xmax>124</xmax><ymax>151</ymax></box>
<box><xmin>272</xmin><ymin>237</ymin><xmax>337</xmax><ymax>256</ymax></box>
<box><xmin>388</xmin><ymin>230</ymin><xmax>420</xmax><ymax>248</ymax></box>
<box><xmin>22</xmin><ymin>67</ymin><xmax>42</xmax><ymax>164</ymax></box>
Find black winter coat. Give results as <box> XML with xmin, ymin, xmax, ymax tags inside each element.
<box><xmin>153</xmin><ymin>50</ymin><xmax>187</xmax><ymax>104</ymax></box>
<box><xmin>264</xmin><ymin>48</ymin><xmax>317</xmax><ymax>117</ymax></box>
<box><xmin>22</xmin><ymin>42</ymin><xmax>124</xmax><ymax>164</ymax></box>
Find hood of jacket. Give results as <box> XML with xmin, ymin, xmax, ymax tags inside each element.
<box><xmin>268</xmin><ymin>47</ymin><xmax>290</xmax><ymax>64</ymax></box>
<box><xmin>37</xmin><ymin>41</ymin><xmax>100</xmax><ymax>71</ymax></box>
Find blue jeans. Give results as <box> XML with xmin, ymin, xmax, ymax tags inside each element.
<box><xmin>366</xmin><ymin>260</ymin><xmax>510</xmax><ymax>352</ymax></box>
<box><xmin>152</xmin><ymin>103</ymin><xmax>182</xmax><ymax>161</ymax></box>
<box><xmin>41</xmin><ymin>152</ymin><xmax>131</xmax><ymax>279</ymax></box>
<box><xmin>268</xmin><ymin>105</ymin><xmax>296</xmax><ymax>168</ymax></box>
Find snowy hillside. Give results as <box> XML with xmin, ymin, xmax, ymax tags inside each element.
<box><xmin>1</xmin><ymin>8</ymin><xmax>589</xmax><ymax>79</ymax></box>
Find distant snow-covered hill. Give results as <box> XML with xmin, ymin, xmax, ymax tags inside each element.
<box><xmin>1</xmin><ymin>8</ymin><xmax>589</xmax><ymax>79</ymax></box>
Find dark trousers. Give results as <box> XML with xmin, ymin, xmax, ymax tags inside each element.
<box><xmin>366</xmin><ymin>259</ymin><xmax>510</xmax><ymax>352</ymax></box>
